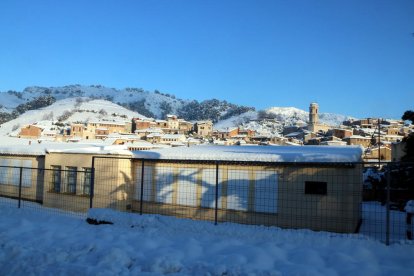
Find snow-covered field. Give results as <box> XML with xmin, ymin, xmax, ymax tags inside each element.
<box><xmin>1</xmin><ymin>200</ymin><xmax>413</xmax><ymax>275</ymax></box>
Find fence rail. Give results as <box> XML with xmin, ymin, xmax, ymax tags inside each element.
<box><xmin>0</xmin><ymin>160</ymin><xmax>413</xmax><ymax>245</ymax></box>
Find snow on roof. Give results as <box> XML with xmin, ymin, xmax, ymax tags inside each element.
<box><xmin>0</xmin><ymin>137</ymin><xmax>132</xmax><ymax>156</ymax></box>
<box><xmin>132</xmin><ymin>145</ymin><xmax>363</xmax><ymax>163</ymax></box>
<box><xmin>89</xmin><ymin>121</ymin><xmax>127</xmax><ymax>125</ymax></box>
<box><xmin>284</xmin><ymin>141</ymin><xmax>301</xmax><ymax>146</ymax></box>
<box><xmin>285</xmin><ymin>132</ymin><xmax>303</xmax><ymax>137</ymax></box>
<box><xmin>170</xmin><ymin>142</ymin><xmax>185</xmax><ymax>146</ymax></box>
<box><xmin>147</xmin><ymin>133</ymin><xmax>162</xmax><ymax>138</ymax></box>
<box><xmin>320</xmin><ymin>141</ymin><xmax>348</xmax><ymax>146</ymax></box>
<box><xmin>46</xmin><ymin>144</ymin><xmax>132</xmax><ymax>155</ymax></box>
<box><xmin>161</xmin><ymin>134</ymin><xmax>185</xmax><ymax>139</ymax></box>
<box><xmin>135</xmin><ymin>128</ymin><xmax>163</xmax><ymax>133</ymax></box>
<box><xmin>41</xmin><ymin>130</ymin><xmax>57</xmax><ymax>135</ymax></box>
<box><xmin>348</xmin><ymin>135</ymin><xmax>371</xmax><ymax>139</ymax></box>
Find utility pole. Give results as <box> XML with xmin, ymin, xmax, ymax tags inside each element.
<box><xmin>378</xmin><ymin>118</ymin><xmax>381</xmax><ymax>168</ymax></box>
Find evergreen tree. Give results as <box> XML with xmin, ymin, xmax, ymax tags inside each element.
<box><xmin>402</xmin><ymin>110</ymin><xmax>414</xmax><ymax>161</ymax></box>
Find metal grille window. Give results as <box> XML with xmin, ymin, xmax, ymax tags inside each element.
<box><xmin>83</xmin><ymin>168</ymin><xmax>92</xmax><ymax>195</ymax></box>
<box><xmin>66</xmin><ymin>167</ymin><xmax>77</xmax><ymax>194</ymax></box>
<box><xmin>51</xmin><ymin>165</ymin><xmax>61</xmax><ymax>192</ymax></box>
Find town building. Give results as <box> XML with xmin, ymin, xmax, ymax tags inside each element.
<box><xmin>194</xmin><ymin>121</ymin><xmax>213</xmax><ymax>137</ymax></box>
<box><xmin>332</xmin><ymin>128</ymin><xmax>353</xmax><ymax>139</ymax></box>
<box><xmin>307</xmin><ymin>103</ymin><xmax>331</xmax><ymax>133</ymax></box>
<box><xmin>343</xmin><ymin>135</ymin><xmax>372</xmax><ymax>148</ymax></box>
<box><xmin>19</xmin><ymin>125</ymin><xmax>44</xmax><ymax>139</ymax></box>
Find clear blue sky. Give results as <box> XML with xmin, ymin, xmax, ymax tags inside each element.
<box><xmin>0</xmin><ymin>0</ymin><xmax>413</xmax><ymax>119</ymax></box>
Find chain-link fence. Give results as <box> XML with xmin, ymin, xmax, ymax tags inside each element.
<box><xmin>0</xmin><ymin>165</ymin><xmax>90</xmax><ymax>218</ymax></box>
<box><xmin>1</xmin><ymin>159</ymin><xmax>413</xmax><ymax>245</ymax></box>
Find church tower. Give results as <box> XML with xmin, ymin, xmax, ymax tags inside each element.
<box><xmin>309</xmin><ymin>103</ymin><xmax>319</xmax><ymax>131</ymax></box>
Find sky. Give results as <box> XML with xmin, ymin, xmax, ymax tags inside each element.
<box><xmin>0</xmin><ymin>0</ymin><xmax>413</xmax><ymax>119</ymax></box>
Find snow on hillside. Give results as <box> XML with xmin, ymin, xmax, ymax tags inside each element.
<box><xmin>0</xmin><ymin>98</ymin><xmax>146</xmax><ymax>136</ymax></box>
<box><xmin>0</xmin><ymin>202</ymin><xmax>413</xmax><ymax>275</ymax></box>
<box><xmin>0</xmin><ymin>85</ymin><xmax>187</xmax><ymax>118</ymax></box>
<box><xmin>214</xmin><ymin>107</ymin><xmax>354</xmax><ymax>135</ymax></box>
<box><xmin>266</xmin><ymin>107</ymin><xmax>353</xmax><ymax>126</ymax></box>
<box><xmin>214</xmin><ymin>110</ymin><xmax>258</xmax><ymax>130</ymax></box>
<box><xmin>1</xmin><ymin>85</ymin><xmax>354</xmax><ymax>131</ymax></box>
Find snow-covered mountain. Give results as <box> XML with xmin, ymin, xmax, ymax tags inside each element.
<box><xmin>214</xmin><ymin>111</ymin><xmax>258</xmax><ymax>130</ymax></box>
<box><xmin>0</xmin><ymin>98</ymin><xmax>146</xmax><ymax>136</ymax></box>
<box><xmin>0</xmin><ymin>85</ymin><xmax>254</xmax><ymax>123</ymax></box>
<box><xmin>213</xmin><ymin>107</ymin><xmax>354</xmax><ymax>136</ymax></box>
<box><xmin>264</xmin><ymin>107</ymin><xmax>353</xmax><ymax>126</ymax></box>
<box><xmin>0</xmin><ymin>85</ymin><xmax>185</xmax><ymax>119</ymax></box>
<box><xmin>0</xmin><ymin>85</ymin><xmax>354</xmax><ymax>137</ymax></box>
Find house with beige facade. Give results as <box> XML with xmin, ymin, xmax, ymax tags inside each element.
<box><xmin>131</xmin><ymin>118</ymin><xmax>156</xmax><ymax>132</ymax></box>
<box><xmin>332</xmin><ymin>128</ymin><xmax>353</xmax><ymax>139</ymax></box>
<box><xmin>146</xmin><ymin>133</ymin><xmax>186</xmax><ymax>145</ymax></box>
<box><xmin>343</xmin><ymin>135</ymin><xmax>372</xmax><ymax>148</ymax></box>
<box><xmin>132</xmin><ymin>115</ymin><xmax>193</xmax><ymax>135</ymax></box>
<box><xmin>194</xmin><ymin>121</ymin><xmax>213</xmax><ymax>137</ymax></box>
<box><xmin>364</xmin><ymin>146</ymin><xmax>392</xmax><ymax>161</ymax></box>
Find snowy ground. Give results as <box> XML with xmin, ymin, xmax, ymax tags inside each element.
<box><xmin>1</xmin><ymin>201</ymin><xmax>413</xmax><ymax>275</ymax></box>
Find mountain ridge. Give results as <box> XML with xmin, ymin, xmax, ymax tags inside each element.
<box><xmin>0</xmin><ymin>85</ymin><xmax>354</xmax><ymax>133</ymax></box>
<box><xmin>0</xmin><ymin>85</ymin><xmax>254</xmax><ymax>123</ymax></box>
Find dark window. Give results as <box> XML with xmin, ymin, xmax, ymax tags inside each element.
<box><xmin>305</xmin><ymin>181</ymin><xmax>327</xmax><ymax>195</ymax></box>
<box><xmin>83</xmin><ymin>168</ymin><xmax>92</xmax><ymax>195</ymax></box>
<box><xmin>51</xmin><ymin>166</ymin><xmax>61</xmax><ymax>192</ymax></box>
<box><xmin>66</xmin><ymin>167</ymin><xmax>77</xmax><ymax>194</ymax></box>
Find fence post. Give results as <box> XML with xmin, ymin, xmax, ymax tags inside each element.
<box><xmin>215</xmin><ymin>161</ymin><xmax>219</xmax><ymax>225</ymax></box>
<box><xmin>385</xmin><ymin>168</ymin><xmax>391</xmax><ymax>246</ymax></box>
<box><xmin>90</xmin><ymin>157</ymin><xmax>96</xmax><ymax>209</ymax></box>
<box><xmin>140</xmin><ymin>159</ymin><xmax>145</xmax><ymax>215</ymax></box>
<box><xmin>18</xmin><ymin>167</ymin><xmax>23</xmax><ymax>208</ymax></box>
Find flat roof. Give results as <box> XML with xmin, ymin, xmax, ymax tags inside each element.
<box><xmin>132</xmin><ymin>145</ymin><xmax>363</xmax><ymax>163</ymax></box>
<box><xmin>0</xmin><ymin>137</ymin><xmax>132</xmax><ymax>156</ymax></box>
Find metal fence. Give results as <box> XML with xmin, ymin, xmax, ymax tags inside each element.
<box><xmin>1</xmin><ymin>159</ymin><xmax>413</xmax><ymax>245</ymax></box>
<box><xmin>0</xmin><ymin>165</ymin><xmax>90</xmax><ymax>218</ymax></box>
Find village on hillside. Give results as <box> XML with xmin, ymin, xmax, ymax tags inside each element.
<box><xmin>12</xmin><ymin>102</ymin><xmax>414</xmax><ymax>162</ymax></box>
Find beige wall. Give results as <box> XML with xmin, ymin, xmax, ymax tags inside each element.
<box><xmin>364</xmin><ymin>147</ymin><xmax>392</xmax><ymax>161</ymax></box>
<box><xmin>196</xmin><ymin>122</ymin><xmax>213</xmax><ymax>137</ymax></box>
<box><xmin>131</xmin><ymin>161</ymin><xmax>362</xmax><ymax>233</ymax></box>
<box><xmin>2</xmin><ymin>151</ymin><xmax>362</xmax><ymax>233</ymax></box>
<box><xmin>0</xmin><ymin>155</ymin><xmax>45</xmax><ymax>203</ymax></box>
<box><xmin>44</xmin><ymin>152</ymin><xmax>133</xmax><ymax>213</ymax></box>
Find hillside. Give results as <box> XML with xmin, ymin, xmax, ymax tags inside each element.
<box><xmin>0</xmin><ymin>85</ymin><xmax>354</xmax><ymax>136</ymax></box>
<box><xmin>0</xmin><ymin>85</ymin><xmax>254</xmax><ymax>123</ymax></box>
<box><xmin>264</xmin><ymin>107</ymin><xmax>353</xmax><ymax>126</ymax></box>
<box><xmin>0</xmin><ymin>98</ymin><xmax>145</xmax><ymax>136</ymax></box>
<box><xmin>214</xmin><ymin>107</ymin><xmax>354</xmax><ymax>136</ymax></box>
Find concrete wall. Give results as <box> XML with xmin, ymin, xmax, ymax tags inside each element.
<box><xmin>131</xmin><ymin>161</ymin><xmax>362</xmax><ymax>233</ymax></box>
<box><xmin>0</xmin><ymin>154</ymin><xmax>45</xmax><ymax>203</ymax></box>
<box><xmin>43</xmin><ymin>153</ymin><xmax>132</xmax><ymax>213</ymax></box>
<box><xmin>1</xmin><ymin>151</ymin><xmax>362</xmax><ymax>233</ymax></box>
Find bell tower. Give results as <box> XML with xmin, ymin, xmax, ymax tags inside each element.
<box><xmin>309</xmin><ymin>103</ymin><xmax>319</xmax><ymax>131</ymax></box>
